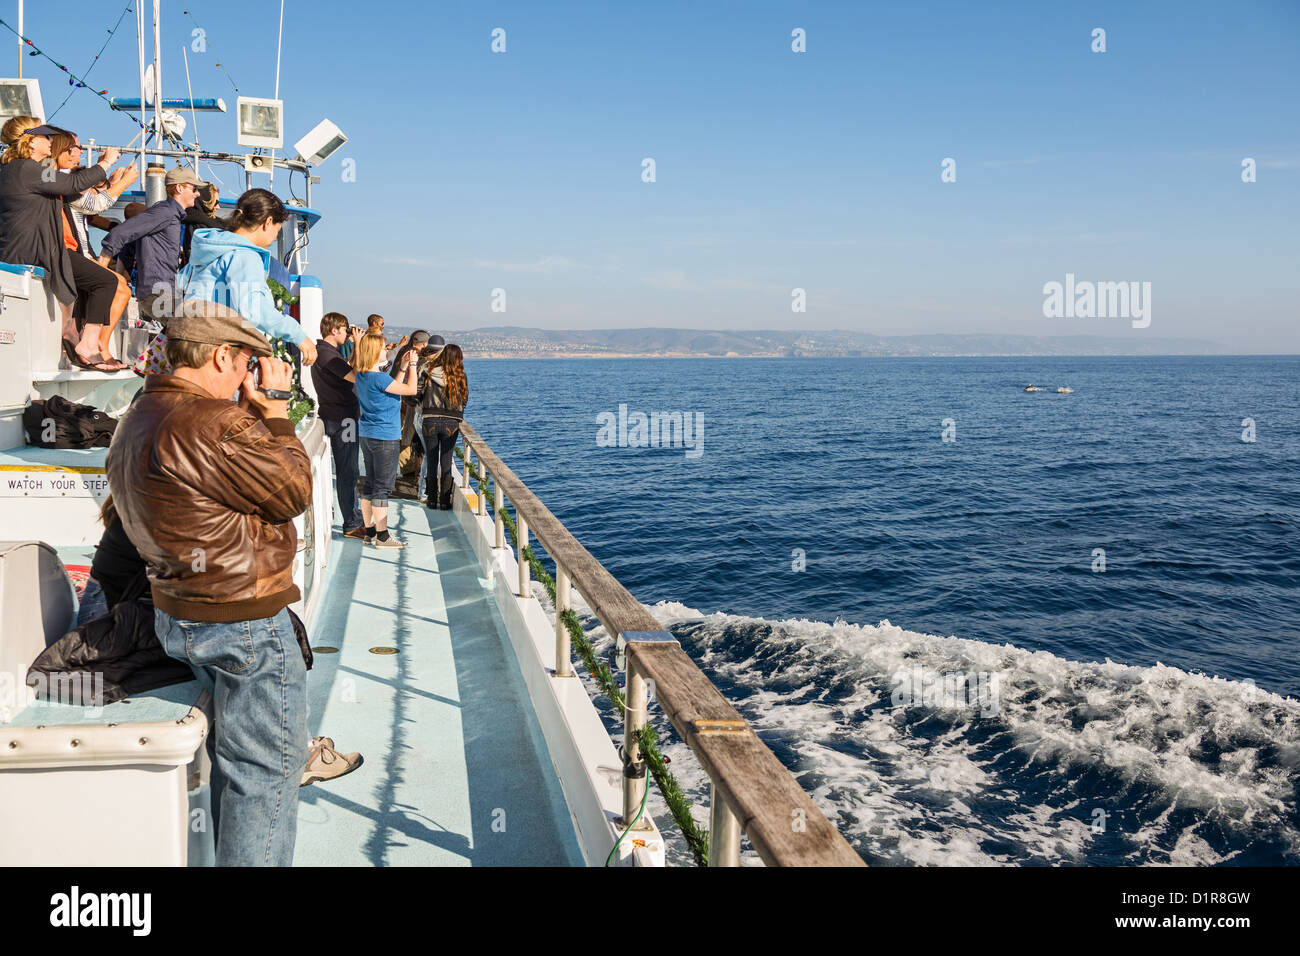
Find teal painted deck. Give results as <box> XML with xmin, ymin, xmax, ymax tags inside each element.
<box><xmin>0</xmin><ymin>445</ymin><xmax>107</xmax><ymax>468</ymax></box>
<box><xmin>292</xmin><ymin>499</ymin><xmax>584</xmax><ymax>866</ymax></box>
<box><xmin>6</xmin><ymin>678</ymin><xmax>200</xmax><ymax>727</ymax></box>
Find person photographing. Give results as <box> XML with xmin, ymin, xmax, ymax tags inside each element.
<box><xmin>354</xmin><ymin>332</ymin><xmax>419</xmax><ymax>547</ymax></box>
<box><xmin>106</xmin><ymin>301</ymin><xmax>313</xmax><ymax>866</ymax></box>
<box><xmin>0</xmin><ymin>118</ymin><xmax>123</xmax><ymax>370</ymax></box>
<box><xmin>178</xmin><ymin>188</ymin><xmax>317</xmax><ymax>366</ymax></box>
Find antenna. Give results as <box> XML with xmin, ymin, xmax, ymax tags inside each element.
<box><xmin>183</xmin><ymin>44</ymin><xmax>199</xmax><ymax>168</ymax></box>
<box><xmin>16</xmin><ymin>0</ymin><xmax>21</xmax><ymax>78</ymax></box>
<box><xmin>271</xmin><ymin>0</ymin><xmax>285</xmax><ymax>189</ymax></box>
<box><xmin>274</xmin><ymin>0</ymin><xmax>285</xmax><ymax>98</ymax></box>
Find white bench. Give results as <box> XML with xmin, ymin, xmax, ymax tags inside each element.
<box><xmin>0</xmin><ymin>540</ymin><xmax>209</xmax><ymax>866</ymax></box>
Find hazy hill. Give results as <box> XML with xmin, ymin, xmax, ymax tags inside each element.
<box><xmin>381</xmin><ymin>326</ymin><xmax>1230</xmax><ymax>357</ymax></box>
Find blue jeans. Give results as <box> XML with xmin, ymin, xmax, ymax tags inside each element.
<box><xmin>359</xmin><ymin>436</ymin><xmax>399</xmax><ymax>506</ymax></box>
<box><xmin>324</xmin><ymin>417</ymin><xmax>362</xmax><ymax>530</ymax></box>
<box><xmin>76</xmin><ymin>576</ymin><xmax>109</xmax><ymax>626</ymax></box>
<box><xmin>422</xmin><ymin>417</ymin><xmax>460</xmax><ymax>507</ymax></box>
<box><xmin>155</xmin><ymin>607</ymin><xmax>308</xmax><ymax>866</ymax></box>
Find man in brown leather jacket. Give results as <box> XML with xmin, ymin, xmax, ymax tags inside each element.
<box><xmin>106</xmin><ymin>300</ymin><xmax>312</xmax><ymax>866</ymax></box>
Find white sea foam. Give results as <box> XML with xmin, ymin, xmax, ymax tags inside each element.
<box><xmin>560</xmin><ymin>589</ymin><xmax>1300</xmax><ymax>866</ymax></box>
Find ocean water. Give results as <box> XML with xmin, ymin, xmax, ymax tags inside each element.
<box><xmin>463</xmin><ymin>355</ymin><xmax>1300</xmax><ymax>865</ymax></box>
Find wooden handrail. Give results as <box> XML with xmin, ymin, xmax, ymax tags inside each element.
<box><xmin>459</xmin><ymin>422</ymin><xmax>664</xmax><ymax>639</ymax></box>
<box><xmin>459</xmin><ymin>422</ymin><xmax>864</xmax><ymax>867</ymax></box>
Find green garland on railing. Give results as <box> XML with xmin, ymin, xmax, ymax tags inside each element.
<box><xmin>270</xmin><ymin>339</ymin><xmax>315</xmax><ymax>427</ymax></box>
<box><xmin>457</xmin><ymin>447</ymin><xmax>710</xmax><ymax>866</ymax></box>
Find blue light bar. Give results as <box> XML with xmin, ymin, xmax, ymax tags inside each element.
<box><xmin>108</xmin><ymin>97</ymin><xmax>228</xmax><ymax>112</ymax></box>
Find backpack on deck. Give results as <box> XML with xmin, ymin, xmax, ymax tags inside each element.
<box><xmin>23</xmin><ymin>395</ymin><xmax>118</xmax><ymax>449</ymax></box>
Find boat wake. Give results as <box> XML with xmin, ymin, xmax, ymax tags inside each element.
<box><xmin>561</xmin><ymin>592</ymin><xmax>1300</xmax><ymax>866</ymax></box>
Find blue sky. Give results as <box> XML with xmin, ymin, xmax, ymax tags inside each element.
<box><xmin>12</xmin><ymin>1</ymin><xmax>1300</xmax><ymax>350</ymax></box>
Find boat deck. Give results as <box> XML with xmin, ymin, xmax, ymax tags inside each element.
<box><xmin>288</xmin><ymin>499</ymin><xmax>583</xmax><ymax>866</ymax></box>
<box><xmin>0</xmin><ymin>444</ymin><xmax>108</xmax><ymax>469</ymax></box>
<box><xmin>2</xmin><ymin>445</ymin><xmax>589</xmax><ymax>865</ymax></box>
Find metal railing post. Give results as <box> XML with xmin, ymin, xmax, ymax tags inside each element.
<box><xmin>708</xmin><ymin>782</ymin><xmax>742</xmax><ymax>866</ymax></box>
<box><xmin>463</xmin><ymin>446</ymin><xmax>473</xmax><ymax>499</ymax></box>
<box><xmin>494</xmin><ymin>480</ymin><xmax>504</xmax><ymax>550</ymax></box>
<box><xmin>517</xmin><ymin>515</ymin><xmax>530</xmax><ymax>597</ymax></box>
<box><xmin>621</xmin><ymin>662</ymin><xmax>650</xmax><ymax>830</ymax></box>
<box><xmin>554</xmin><ymin>565</ymin><xmax>571</xmax><ymax>677</ymax></box>
<box><xmin>476</xmin><ymin>462</ymin><xmax>487</xmax><ymax>517</ymax></box>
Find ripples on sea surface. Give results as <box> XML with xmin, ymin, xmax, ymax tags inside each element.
<box><xmin>464</xmin><ymin>355</ymin><xmax>1300</xmax><ymax>865</ymax></box>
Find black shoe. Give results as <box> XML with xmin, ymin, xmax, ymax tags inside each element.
<box><xmin>438</xmin><ymin>500</ymin><xmax>453</xmax><ymax>510</ymax></box>
<box><xmin>425</xmin><ymin>498</ymin><xmax>437</xmax><ymax>510</ymax></box>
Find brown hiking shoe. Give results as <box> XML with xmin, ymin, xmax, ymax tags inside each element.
<box><xmin>301</xmin><ymin>738</ymin><xmax>364</xmax><ymax>787</ymax></box>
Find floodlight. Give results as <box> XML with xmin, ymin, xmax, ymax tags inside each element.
<box><xmin>294</xmin><ymin>118</ymin><xmax>347</xmax><ymax>166</ymax></box>
<box><xmin>236</xmin><ymin>96</ymin><xmax>283</xmax><ymax>149</ymax></box>
<box><xmin>0</xmin><ymin>78</ymin><xmax>44</xmax><ymax>122</ymax></box>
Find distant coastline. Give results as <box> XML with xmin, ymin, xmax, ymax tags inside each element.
<box><xmin>448</xmin><ymin>352</ymin><xmax>1274</xmax><ymax>360</ymax></box>
<box><xmin>378</xmin><ymin>326</ymin><xmax>1242</xmax><ymax>359</ymax></box>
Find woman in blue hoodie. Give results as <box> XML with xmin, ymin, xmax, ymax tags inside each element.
<box><xmin>175</xmin><ymin>188</ymin><xmax>317</xmax><ymax>366</ymax></box>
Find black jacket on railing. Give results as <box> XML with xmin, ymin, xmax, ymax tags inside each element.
<box><xmin>0</xmin><ymin>158</ymin><xmax>106</xmax><ymax>304</ymax></box>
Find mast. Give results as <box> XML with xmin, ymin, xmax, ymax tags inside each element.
<box><xmin>270</xmin><ymin>0</ymin><xmax>285</xmax><ymax>189</ymax></box>
<box><xmin>16</xmin><ymin>0</ymin><xmax>21</xmax><ymax>79</ymax></box>
<box><xmin>151</xmin><ymin>0</ymin><xmax>162</xmax><ymax>160</ymax></box>
<box><xmin>136</xmin><ymin>1</ymin><xmax>146</xmax><ymax>180</ymax></box>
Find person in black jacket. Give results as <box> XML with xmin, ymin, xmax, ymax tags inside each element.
<box><xmin>180</xmin><ymin>182</ymin><xmax>225</xmax><ymax>266</ymax></box>
<box><xmin>419</xmin><ymin>343</ymin><xmax>469</xmax><ymax>509</ymax></box>
<box><xmin>75</xmin><ymin>495</ymin><xmax>149</xmax><ymax>626</ymax></box>
<box><xmin>0</xmin><ymin>117</ymin><xmax>124</xmax><ymax>370</ymax></box>
<box><xmin>390</xmin><ymin>330</ymin><xmax>430</xmax><ymax>499</ymax></box>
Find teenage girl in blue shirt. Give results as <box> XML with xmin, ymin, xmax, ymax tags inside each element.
<box><xmin>353</xmin><ymin>332</ymin><xmax>419</xmax><ymax>548</ymax></box>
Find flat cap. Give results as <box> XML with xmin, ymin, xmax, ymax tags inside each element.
<box><xmin>165</xmin><ymin>166</ymin><xmax>204</xmax><ymax>188</ymax></box>
<box><xmin>170</xmin><ymin>300</ymin><xmax>274</xmax><ymax>355</ymax></box>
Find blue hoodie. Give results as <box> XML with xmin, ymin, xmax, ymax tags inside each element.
<box><xmin>175</xmin><ymin>228</ymin><xmax>305</xmax><ymax>345</ymax></box>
